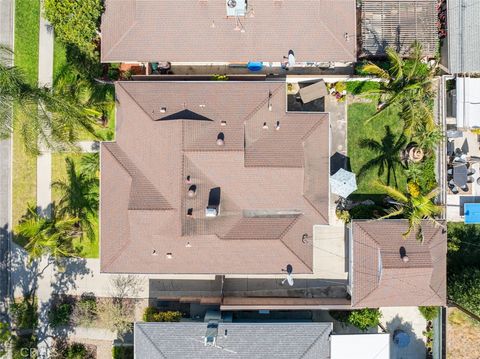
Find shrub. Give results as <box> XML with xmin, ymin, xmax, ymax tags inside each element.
<box><xmin>49</xmin><ymin>303</ymin><xmax>73</xmax><ymax>327</ymax></box>
<box><xmin>72</xmin><ymin>297</ymin><xmax>97</xmax><ymax>327</ymax></box>
<box><xmin>142</xmin><ymin>307</ymin><xmax>182</xmax><ymax>322</ymax></box>
<box><xmin>419</xmin><ymin>306</ymin><xmax>439</xmax><ymax>321</ymax></box>
<box><xmin>44</xmin><ymin>0</ymin><xmax>103</xmax><ymax>59</ymax></box>
<box><xmin>448</xmin><ymin>268</ymin><xmax>480</xmax><ymax>317</ymax></box>
<box><xmin>211</xmin><ymin>74</ymin><xmax>229</xmax><ymax>81</ymax></box>
<box><xmin>54</xmin><ymin>341</ymin><xmax>93</xmax><ymax>359</ymax></box>
<box><xmin>349</xmin><ymin>205</ymin><xmax>385</xmax><ymax>219</ymax></box>
<box><xmin>330</xmin><ymin>308</ymin><xmax>382</xmax><ymax>331</ymax></box>
<box><xmin>336</xmin><ymin>209</ymin><xmax>351</xmax><ymax>223</ymax></box>
<box><xmin>112</xmin><ymin>346</ymin><xmax>134</xmax><ymax>359</ymax></box>
<box><xmin>334</xmin><ymin>82</ymin><xmax>347</xmax><ymax>93</ymax></box>
<box><xmin>10</xmin><ymin>298</ymin><xmax>38</xmax><ymax>330</ymax></box>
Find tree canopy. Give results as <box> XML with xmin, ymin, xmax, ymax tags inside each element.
<box><xmin>44</xmin><ymin>0</ymin><xmax>103</xmax><ymax>59</ymax></box>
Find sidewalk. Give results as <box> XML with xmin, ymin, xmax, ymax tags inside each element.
<box><xmin>36</xmin><ymin>2</ymin><xmax>55</xmax><ymax>355</ymax></box>
<box><xmin>0</xmin><ymin>0</ymin><xmax>14</xmax><ymax>317</ymax></box>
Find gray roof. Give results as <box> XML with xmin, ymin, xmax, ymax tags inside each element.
<box><xmin>447</xmin><ymin>0</ymin><xmax>480</xmax><ymax>73</ymax></box>
<box><xmin>134</xmin><ymin>322</ymin><xmax>332</xmax><ymax>359</ymax></box>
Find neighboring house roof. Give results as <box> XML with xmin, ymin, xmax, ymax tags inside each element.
<box><xmin>330</xmin><ymin>333</ymin><xmax>390</xmax><ymax>359</ymax></box>
<box><xmin>134</xmin><ymin>322</ymin><xmax>332</xmax><ymax>359</ymax></box>
<box><xmin>351</xmin><ymin>220</ymin><xmax>447</xmax><ymax>307</ymax></box>
<box><xmin>456</xmin><ymin>77</ymin><xmax>480</xmax><ymax>128</ymax></box>
<box><xmin>100</xmin><ymin>81</ymin><xmax>330</xmax><ymax>274</ymax></box>
<box><xmin>361</xmin><ymin>0</ymin><xmax>437</xmax><ymax>57</ymax></box>
<box><xmin>447</xmin><ymin>0</ymin><xmax>480</xmax><ymax>73</ymax></box>
<box><xmin>100</xmin><ymin>0</ymin><xmax>356</xmax><ymax>63</ymax></box>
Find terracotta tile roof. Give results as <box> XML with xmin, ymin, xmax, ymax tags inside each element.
<box><xmin>101</xmin><ymin>0</ymin><xmax>357</xmax><ymax>63</ymax></box>
<box><xmin>351</xmin><ymin>220</ymin><xmax>447</xmax><ymax>307</ymax></box>
<box><xmin>100</xmin><ymin>81</ymin><xmax>330</xmax><ymax>274</ymax></box>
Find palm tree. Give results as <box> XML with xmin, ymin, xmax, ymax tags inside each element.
<box><xmin>51</xmin><ymin>157</ymin><xmax>99</xmax><ymax>241</ymax></box>
<box><xmin>415</xmin><ymin>127</ymin><xmax>444</xmax><ymax>153</ymax></box>
<box><xmin>15</xmin><ymin>205</ymin><xmax>79</xmax><ymax>263</ymax></box>
<box><xmin>53</xmin><ymin>64</ymin><xmax>115</xmax><ymax>127</ymax></box>
<box><xmin>362</xmin><ymin>42</ymin><xmax>435</xmax><ymax>136</ymax></box>
<box><xmin>376</xmin><ymin>181</ymin><xmax>442</xmax><ymax>240</ymax></box>
<box><xmin>80</xmin><ymin>152</ymin><xmax>100</xmax><ymax>178</ymax></box>
<box><xmin>0</xmin><ymin>46</ymin><xmax>99</xmax><ymax>155</ymax></box>
<box><xmin>358</xmin><ymin>125</ymin><xmax>407</xmax><ymax>187</ymax></box>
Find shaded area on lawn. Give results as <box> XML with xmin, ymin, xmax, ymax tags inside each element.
<box><xmin>51</xmin><ymin>153</ymin><xmax>99</xmax><ymax>258</ymax></box>
<box><xmin>347</xmin><ymin>101</ymin><xmax>408</xmax><ymax>202</ymax></box>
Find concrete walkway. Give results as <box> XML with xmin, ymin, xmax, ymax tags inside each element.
<box><xmin>0</xmin><ymin>0</ymin><xmax>14</xmax><ymax>317</ymax></box>
<box><xmin>36</xmin><ymin>3</ymin><xmax>55</xmax><ymax>356</ymax></box>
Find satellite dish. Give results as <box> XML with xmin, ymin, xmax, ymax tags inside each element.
<box><xmin>287</xmin><ymin>50</ymin><xmax>296</xmax><ymax>67</ymax></box>
<box><xmin>281</xmin><ymin>264</ymin><xmax>294</xmax><ymax>286</ymax></box>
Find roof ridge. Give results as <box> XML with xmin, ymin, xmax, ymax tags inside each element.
<box><xmin>102</xmin><ymin>234</ymin><xmax>132</xmax><ymax>273</ymax></box>
<box><xmin>117</xmin><ymin>82</ymin><xmax>157</xmax><ymax>121</ymax></box>
<box><xmin>102</xmin><ymin>17</ymin><xmax>138</xmax><ymax>62</ymax></box>
<box><xmin>136</xmin><ymin>324</ymin><xmax>168</xmax><ymax>359</ymax></box>
<box><xmin>243</xmin><ymin>84</ymin><xmax>284</xmax><ymax>123</ymax></box>
<box><xmin>354</xmin><ymin>221</ymin><xmax>382</xmax><ymax>247</ymax></box>
<box><xmin>278</xmin><ymin>215</ymin><xmax>302</xmax><ymax>240</ymax></box>
<box><xmin>300</xmin><ymin>322</ymin><xmax>332</xmax><ymax>358</ymax></box>
<box><xmin>104</xmin><ymin>142</ymin><xmax>173</xmax><ymax>210</ymax></box>
<box><xmin>280</xmin><ymin>228</ymin><xmax>313</xmax><ymax>271</ymax></box>
<box><xmin>302</xmin><ymin>195</ymin><xmax>328</xmax><ymax>224</ymax></box>
<box><xmin>301</xmin><ymin>116</ymin><xmax>326</xmax><ymax>141</ymax></box>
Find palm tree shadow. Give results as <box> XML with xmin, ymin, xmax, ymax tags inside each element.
<box><xmin>358</xmin><ymin>125</ymin><xmax>406</xmax><ymax>188</ymax></box>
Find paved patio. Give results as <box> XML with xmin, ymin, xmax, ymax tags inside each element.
<box><xmin>446</xmin><ymin>131</ymin><xmax>480</xmax><ymax>221</ymax></box>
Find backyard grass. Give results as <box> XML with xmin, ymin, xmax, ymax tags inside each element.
<box><xmin>12</xmin><ymin>0</ymin><xmax>40</xmax><ymax>228</ymax></box>
<box><xmin>347</xmin><ymin>100</ymin><xmax>408</xmax><ymax>200</ymax></box>
<box><xmin>51</xmin><ymin>153</ymin><xmax>99</xmax><ymax>258</ymax></box>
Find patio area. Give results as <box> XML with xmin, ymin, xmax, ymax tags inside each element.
<box><xmin>446</xmin><ymin>131</ymin><xmax>480</xmax><ymax>221</ymax></box>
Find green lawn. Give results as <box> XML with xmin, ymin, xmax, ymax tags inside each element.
<box><xmin>53</xmin><ymin>36</ymin><xmax>67</xmax><ymax>80</ymax></box>
<box><xmin>51</xmin><ymin>153</ymin><xmax>99</xmax><ymax>258</ymax></box>
<box><xmin>12</xmin><ymin>0</ymin><xmax>40</xmax><ymax>227</ymax></box>
<box><xmin>347</xmin><ymin>101</ymin><xmax>408</xmax><ymax>201</ymax></box>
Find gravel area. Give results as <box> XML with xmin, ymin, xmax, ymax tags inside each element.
<box><xmin>447</xmin><ymin>307</ymin><xmax>480</xmax><ymax>359</ymax></box>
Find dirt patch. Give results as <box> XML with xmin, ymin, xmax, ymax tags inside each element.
<box><xmin>447</xmin><ymin>307</ymin><xmax>480</xmax><ymax>359</ymax></box>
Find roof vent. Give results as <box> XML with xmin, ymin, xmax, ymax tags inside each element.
<box><xmin>185</xmin><ymin>175</ymin><xmax>192</xmax><ymax>184</ymax></box>
<box><xmin>188</xmin><ymin>185</ymin><xmax>197</xmax><ymax>197</ymax></box>
<box><xmin>263</xmin><ymin>122</ymin><xmax>268</xmax><ymax>130</ymax></box>
<box><xmin>399</xmin><ymin>246</ymin><xmax>409</xmax><ymax>263</ymax></box>
<box><xmin>160</xmin><ymin>107</ymin><xmax>167</xmax><ymax>113</ymax></box>
<box><xmin>275</xmin><ymin>121</ymin><xmax>280</xmax><ymax>130</ymax></box>
<box><xmin>187</xmin><ymin>208</ymin><xmax>193</xmax><ymax>216</ymax></box>
<box><xmin>217</xmin><ymin>132</ymin><xmax>225</xmax><ymax>146</ymax></box>
<box><xmin>206</xmin><ymin>187</ymin><xmax>221</xmax><ymax>217</ymax></box>
<box><xmin>166</xmin><ymin>252</ymin><xmax>173</xmax><ymax>259</ymax></box>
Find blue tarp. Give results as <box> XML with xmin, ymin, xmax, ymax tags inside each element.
<box><xmin>464</xmin><ymin>203</ymin><xmax>480</xmax><ymax>223</ymax></box>
<box><xmin>247</xmin><ymin>62</ymin><xmax>263</xmax><ymax>72</ymax></box>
